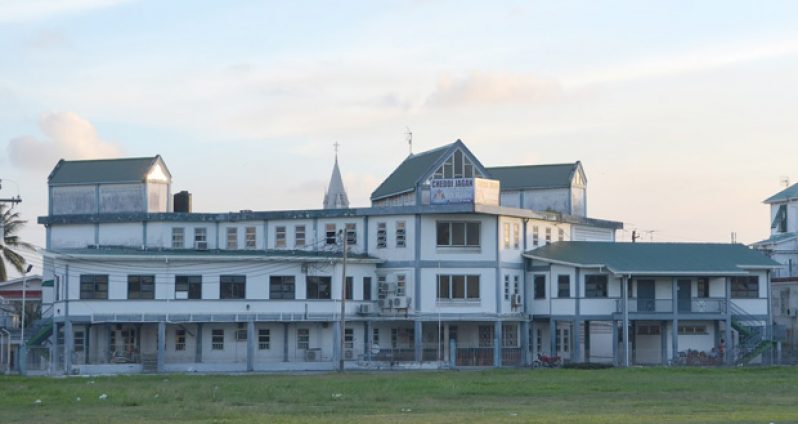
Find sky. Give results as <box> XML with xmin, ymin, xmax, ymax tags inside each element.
<box><xmin>2</xmin><ymin>0</ymin><xmax>798</xmax><ymax>276</ymax></box>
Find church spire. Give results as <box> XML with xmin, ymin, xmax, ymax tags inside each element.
<box><xmin>323</xmin><ymin>143</ymin><xmax>350</xmax><ymax>209</ymax></box>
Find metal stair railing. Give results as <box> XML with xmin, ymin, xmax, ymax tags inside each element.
<box><xmin>728</xmin><ymin>301</ymin><xmax>773</xmax><ymax>365</ymax></box>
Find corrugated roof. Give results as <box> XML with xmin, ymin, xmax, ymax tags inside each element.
<box><xmin>370</xmin><ymin>143</ymin><xmax>453</xmax><ymax>200</ymax></box>
<box><xmin>48</xmin><ymin>156</ymin><xmax>167</xmax><ymax>185</ymax></box>
<box><xmin>49</xmin><ymin>247</ymin><xmax>381</xmax><ymax>261</ymax></box>
<box><xmin>486</xmin><ymin>163</ymin><xmax>580</xmax><ymax>190</ymax></box>
<box><xmin>524</xmin><ymin>242</ymin><xmax>778</xmax><ymax>275</ymax></box>
<box><xmin>764</xmin><ymin>183</ymin><xmax>798</xmax><ymax>204</ymax></box>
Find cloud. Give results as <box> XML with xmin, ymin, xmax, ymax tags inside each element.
<box><xmin>425</xmin><ymin>72</ymin><xmax>562</xmax><ymax>107</ymax></box>
<box><xmin>7</xmin><ymin>112</ymin><xmax>124</xmax><ymax>171</ymax></box>
<box><xmin>0</xmin><ymin>0</ymin><xmax>128</xmax><ymax>23</ymax></box>
<box><xmin>27</xmin><ymin>29</ymin><xmax>72</xmax><ymax>50</ymax></box>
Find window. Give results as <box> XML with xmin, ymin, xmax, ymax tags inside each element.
<box><xmin>502</xmin><ymin>324</ymin><xmax>518</xmax><ymax>347</ymax></box>
<box><xmin>513</xmin><ymin>275</ymin><xmax>520</xmax><ymax>296</ymax></box>
<box><xmin>345</xmin><ymin>276</ymin><xmax>354</xmax><ymax>300</ymax></box>
<box><xmin>556</xmin><ymin>328</ymin><xmax>570</xmax><ymax>353</ymax></box>
<box><xmin>637</xmin><ymin>325</ymin><xmax>661</xmax><ymax>335</ymax></box>
<box><xmin>220</xmin><ymin>275</ymin><xmax>246</xmax><ymax>299</ymax></box>
<box><xmin>258</xmin><ymin>329</ymin><xmax>270</xmax><ymax>350</ymax></box>
<box><xmin>306</xmin><ymin>276</ymin><xmax>332</xmax><ymax>299</ymax></box>
<box><xmin>431</xmin><ymin>149</ymin><xmax>482</xmax><ymax>179</ymax></box>
<box><xmin>295</xmin><ymin>225</ymin><xmax>306</xmax><ymax>247</ymax></box>
<box><xmin>172</xmin><ymin>227</ymin><xmax>185</xmax><ymax>248</ymax></box>
<box><xmin>532</xmin><ymin>226</ymin><xmax>539</xmax><ymax>246</ymax></box>
<box><xmin>175</xmin><ymin>329</ymin><xmax>186</xmax><ymax>351</ymax></box>
<box><xmin>236</xmin><ymin>325</ymin><xmax>247</xmax><ymax>341</ymax></box>
<box><xmin>478</xmin><ymin>325</ymin><xmax>493</xmax><ymax>347</ymax></box>
<box><xmin>558</xmin><ymin>228</ymin><xmax>565</xmax><ymax>242</ymax></box>
<box><xmin>377</xmin><ymin>222</ymin><xmax>387</xmax><ymax>248</ymax></box>
<box><xmin>697</xmin><ymin>278</ymin><xmax>709</xmax><ymax>298</ymax></box>
<box><xmin>557</xmin><ymin>275</ymin><xmax>570</xmax><ymax>298</ymax></box>
<box><xmin>536</xmin><ymin>328</ymin><xmax>542</xmax><ymax>353</ymax></box>
<box><xmin>503</xmin><ymin>222</ymin><xmax>510</xmax><ymax>248</ymax></box>
<box><xmin>372</xmin><ymin>328</ymin><xmax>379</xmax><ymax>346</ymax></box>
<box><xmin>504</xmin><ymin>275</ymin><xmax>510</xmax><ymax>300</ymax></box>
<box><xmin>128</xmin><ymin>275</ymin><xmax>155</xmax><ymax>300</ymax></box>
<box><xmin>534</xmin><ymin>275</ymin><xmax>546</xmax><ymax>299</ymax></box>
<box><xmin>226</xmin><ymin>227</ymin><xmax>238</xmax><ymax>249</ymax></box>
<box><xmin>212</xmin><ymin>329</ymin><xmax>224</xmax><ymax>350</ymax></box>
<box><xmin>678</xmin><ymin>325</ymin><xmax>707</xmax><ymax>335</ymax></box>
<box><xmin>396</xmin><ymin>274</ymin><xmax>407</xmax><ymax>297</ymax></box>
<box><xmin>80</xmin><ymin>274</ymin><xmax>108</xmax><ymax>299</ymax></box>
<box><xmin>325</xmin><ymin>224</ymin><xmax>337</xmax><ymax>245</ymax></box>
<box><xmin>345</xmin><ymin>223</ymin><xmax>356</xmax><ymax>245</ymax></box>
<box><xmin>585</xmin><ymin>275</ymin><xmax>609</xmax><ymax>298</ymax></box>
<box><xmin>245</xmin><ymin>226</ymin><xmax>256</xmax><ymax>249</ymax></box>
<box><xmin>297</xmin><ymin>328</ymin><xmax>310</xmax><ymax>349</ymax></box>
<box><xmin>74</xmin><ymin>330</ymin><xmax>85</xmax><ymax>352</ymax></box>
<box><xmin>545</xmin><ymin>228</ymin><xmax>552</xmax><ymax>245</ymax></box>
<box><xmin>194</xmin><ymin>227</ymin><xmax>207</xmax><ymax>243</ymax></box>
<box><xmin>344</xmin><ymin>328</ymin><xmax>354</xmax><ymax>349</ymax></box>
<box><xmin>436</xmin><ymin>221</ymin><xmax>480</xmax><ymax>247</ymax></box>
<box><xmin>363</xmin><ymin>277</ymin><xmax>372</xmax><ymax>301</ymax></box>
<box><xmin>773</xmin><ymin>204</ymin><xmax>788</xmax><ymax>233</ymax></box>
<box><xmin>269</xmin><ymin>276</ymin><xmax>295</xmax><ymax>300</ymax></box>
<box><xmin>396</xmin><ymin>221</ymin><xmax>406</xmax><ymax>248</ymax></box>
<box><xmin>731</xmin><ymin>276</ymin><xmax>759</xmax><ymax>298</ymax></box>
<box><xmin>513</xmin><ymin>223</ymin><xmax>520</xmax><ymax>249</ymax></box>
<box><xmin>377</xmin><ymin>276</ymin><xmax>387</xmax><ymax>300</ymax></box>
<box><xmin>275</xmin><ymin>226</ymin><xmax>286</xmax><ymax>248</ymax></box>
<box><xmin>436</xmin><ymin>275</ymin><xmax>480</xmax><ymax>300</ymax></box>
<box><xmin>175</xmin><ymin>275</ymin><xmax>202</xmax><ymax>300</ymax></box>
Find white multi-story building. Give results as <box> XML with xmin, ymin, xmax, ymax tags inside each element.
<box><xmin>31</xmin><ymin>140</ymin><xmax>776</xmax><ymax>374</ymax></box>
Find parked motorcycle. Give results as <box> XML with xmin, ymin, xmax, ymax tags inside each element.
<box><xmin>533</xmin><ymin>353</ymin><xmax>561</xmax><ymax>368</ymax></box>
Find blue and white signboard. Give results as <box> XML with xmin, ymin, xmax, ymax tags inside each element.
<box><xmin>430</xmin><ymin>178</ymin><xmax>499</xmax><ymax>206</ymax></box>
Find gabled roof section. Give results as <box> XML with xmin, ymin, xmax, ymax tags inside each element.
<box><xmin>48</xmin><ymin>156</ymin><xmax>170</xmax><ymax>186</ymax></box>
<box><xmin>371</xmin><ymin>140</ymin><xmax>489</xmax><ymax>201</ymax></box>
<box><xmin>486</xmin><ymin>162</ymin><xmax>582</xmax><ymax>190</ymax></box>
<box><xmin>524</xmin><ymin>242</ymin><xmax>779</xmax><ymax>275</ymax></box>
<box><xmin>764</xmin><ymin>183</ymin><xmax>798</xmax><ymax>204</ymax></box>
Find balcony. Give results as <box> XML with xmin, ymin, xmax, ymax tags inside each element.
<box><xmin>772</xmin><ymin>264</ymin><xmax>798</xmax><ymax>281</ymax></box>
<box><xmin>616</xmin><ymin>298</ymin><xmax>726</xmax><ymax>314</ymax></box>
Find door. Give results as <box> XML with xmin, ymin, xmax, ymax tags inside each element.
<box><xmin>677</xmin><ymin>280</ymin><xmax>691</xmax><ymax>312</ymax></box>
<box><xmin>637</xmin><ymin>280</ymin><xmax>655</xmax><ymax>312</ymax></box>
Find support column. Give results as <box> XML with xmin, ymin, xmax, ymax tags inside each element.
<box><xmin>414</xmin><ymin>320</ymin><xmax>422</xmax><ymax>362</ymax></box>
<box><xmin>672</xmin><ymin>278</ymin><xmax>679</xmax><ymax>364</ymax></box>
<box><xmin>106</xmin><ymin>324</ymin><xmax>113</xmax><ymax>363</ymax></box>
<box><xmin>365</xmin><ymin>321</ymin><xmax>373</xmax><ymax>361</ymax></box>
<box><xmin>332</xmin><ymin>322</ymin><xmax>341</xmax><ymax>363</ymax></box>
<box><xmin>195</xmin><ymin>323</ymin><xmax>203</xmax><ymax>364</ymax></box>
<box><xmin>622</xmin><ymin>276</ymin><xmax>629</xmax><ymax>367</ymax></box>
<box><xmin>157</xmin><ymin>321</ymin><xmax>165</xmax><ymax>373</ymax></box>
<box><xmin>661</xmin><ymin>321</ymin><xmax>668</xmax><ymax>365</ymax></box>
<box><xmin>85</xmin><ymin>324</ymin><xmax>91</xmax><ymax>365</ymax></box>
<box><xmin>572</xmin><ymin>320</ymin><xmax>581</xmax><ymax>363</ymax></box>
<box><xmin>64</xmin><ymin>320</ymin><xmax>73</xmax><ymax>374</ymax></box>
<box><xmin>549</xmin><ymin>319</ymin><xmax>557</xmax><ymax>356</ymax></box>
<box><xmin>521</xmin><ymin>320</ymin><xmax>531</xmax><ymax>366</ymax></box>
<box><xmin>584</xmin><ymin>320</ymin><xmax>591</xmax><ymax>363</ymax></box>
<box><xmin>493</xmin><ymin>321</ymin><xmax>502</xmax><ymax>368</ymax></box>
<box><xmin>725</xmin><ymin>277</ymin><xmax>732</xmax><ymax>365</ymax></box>
<box><xmin>246</xmin><ymin>320</ymin><xmax>255</xmax><ymax>372</ymax></box>
<box><xmin>611</xmin><ymin>320</ymin><xmax>618</xmax><ymax>366</ymax></box>
<box><xmin>283</xmin><ymin>323</ymin><xmax>289</xmax><ymax>362</ymax></box>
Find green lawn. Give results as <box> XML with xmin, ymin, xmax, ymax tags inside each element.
<box><xmin>1</xmin><ymin>367</ymin><xmax>796</xmax><ymax>423</ymax></box>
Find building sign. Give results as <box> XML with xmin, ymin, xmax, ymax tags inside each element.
<box><xmin>430</xmin><ymin>178</ymin><xmax>500</xmax><ymax>206</ymax></box>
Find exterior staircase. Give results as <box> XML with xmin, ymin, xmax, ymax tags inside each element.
<box><xmin>729</xmin><ymin>302</ymin><xmax>774</xmax><ymax>365</ymax></box>
<box><xmin>25</xmin><ymin>318</ymin><xmax>53</xmax><ymax>347</ymax></box>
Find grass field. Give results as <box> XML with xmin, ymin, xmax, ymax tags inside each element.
<box><xmin>1</xmin><ymin>367</ymin><xmax>797</xmax><ymax>423</ymax></box>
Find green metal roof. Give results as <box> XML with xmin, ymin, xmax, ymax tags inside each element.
<box><xmin>48</xmin><ymin>247</ymin><xmax>381</xmax><ymax>262</ymax></box>
<box><xmin>486</xmin><ymin>163</ymin><xmax>580</xmax><ymax>190</ymax></box>
<box><xmin>370</xmin><ymin>143</ymin><xmax>454</xmax><ymax>200</ymax></box>
<box><xmin>525</xmin><ymin>242</ymin><xmax>779</xmax><ymax>275</ymax></box>
<box><xmin>764</xmin><ymin>183</ymin><xmax>798</xmax><ymax>204</ymax></box>
<box><xmin>48</xmin><ymin>156</ymin><xmax>169</xmax><ymax>185</ymax></box>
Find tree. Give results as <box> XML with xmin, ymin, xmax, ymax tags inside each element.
<box><xmin>0</xmin><ymin>203</ymin><xmax>34</xmax><ymax>281</ymax></box>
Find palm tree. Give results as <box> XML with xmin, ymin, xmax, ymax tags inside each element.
<box><xmin>0</xmin><ymin>203</ymin><xmax>34</xmax><ymax>281</ymax></box>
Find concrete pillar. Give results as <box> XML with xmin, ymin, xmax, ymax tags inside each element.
<box><xmin>521</xmin><ymin>320</ymin><xmax>531</xmax><ymax>366</ymax></box>
<box><xmin>622</xmin><ymin>276</ymin><xmax>629</xmax><ymax>367</ymax></box>
<box><xmin>19</xmin><ymin>344</ymin><xmax>27</xmax><ymax>375</ymax></box>
<box><xmin>493</xmin><ymin>321</ymin><xmax>502</xmax><ymax>368</ymax></box>
<box><xmin>661</xmin><ymin>321</ymin><xmax>668</xmax><ymax>365</ymax></box>
<box><xmin>332</xmin><ymin>322</ymin><xmax>341</xmax><ymax>363</ymax></box>
<box><xmin>611</xmin><ymin>321</ymin><xmax>618</xmax><ymax>366</ymax></box>
<box><xmin>584</xmin><ymin>320</ymin><xmax>591</xmax><ymax>363</ymax></box>
<box><xmin>157</xmin><ymin>321</ymin><xmax>165</xmax><ymax>373</ymax></box>
<box><xmin>85</xmin><ymin>324</ymin><xmax>91</xmax><ymax>365</ymax></box>
<box><xmin>572</xmin><ymin>320</ymin><xmax>581</xmax><ymax>363</ymax></box>
<box><xmin>549</xmin><ymin>319</ymin><xmax>557</xmax><ymax>356</ymax></box>
<box><xmin>64</xmin><ymin>320</ymin><xmax>73</xmax><ymax>374</ymax></box>
<box><xmin>246</xmin><ymin>320</ymin><xmax>255</xmax><ymax>372</ymax></box>
<box><xmin>365</xmin><ymin>321</ymin><xmax>373</xmax><ymax>361</ymax></box>
<box><xmin>449</xmin><ymin>338</ymin><xmax>457</xmax><ymax>368</ymax></box>
<box><xmin>672</xmin><ymin>277</ymin><xmax>679</xmax><ymax>364</ymax></box>
<box><xmin>414</xmin><ymin>320</ymin><xmax>423</xmax><ymax>362</ymax></box>
<box><xmin>725</xmin><ymin>277</ymin><xmax>732</xmax><ymax>365</ymax></box>
<box><xmin>195</xmin><ymin>323</ymin><xmax>203</xmax><ymax>364</ymax></box>
<box><xmin>283</xmin><ymin>323</ymin><xmax>289</xmax><ymax>362</ymax></box>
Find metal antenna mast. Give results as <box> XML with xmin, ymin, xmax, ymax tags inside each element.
<box><xmin>406</xmin><ymin>127</ymin><xmax>413</xmax><ymax>155</ymax></box>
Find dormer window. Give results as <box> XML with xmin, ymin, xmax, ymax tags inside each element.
<box><xmin>772</xmin><ymin>205</ymin><xmax>788</xmax><ymax>233</ymax></box>
<box><xmin>431</xmin><ymin>149</ymin><xmax>482</xmax><ymax>180</ymax></box>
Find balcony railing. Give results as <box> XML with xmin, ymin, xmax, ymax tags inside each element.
<box><xmin>616</xmin><ymin>298</ymin><xmax>726</xmax><ymax>314</ymax></box>
<box><xmin>772</xmin><ymin>265</ymin><xmax>798</xmax><ymax>279</ymax></box>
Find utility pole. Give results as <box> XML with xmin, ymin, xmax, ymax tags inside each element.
<box><xmin>631</xmin><ymin>230</ymin><xmax>639</xmax><ymax>243</ymax></box>
<box><xmin>20</xmin><ymin>264</ymin><xmax>33</xmax><ymax>345</ymax></box>
<box><xmin>0</xmin><ymin>179</ymin><xmax>23</xmax><ymax>206</ymax></box>
<box><xmin>338</xmin><ymin>229</ymin><xmax>348</xmax><ymax>372</ymax></box>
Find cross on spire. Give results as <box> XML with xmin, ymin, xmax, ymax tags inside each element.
<box><xmin>333</xmin><ymin>141</ymin><xmax>340</xmax><ymax>158</ymax></box>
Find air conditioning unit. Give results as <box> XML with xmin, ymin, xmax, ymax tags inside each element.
<box><xmin>512</xmin><ymin>294</ymin><xmax>522</xmax><ymax>307</ymax></box>
<box><xmin>390</xmin><ymin>296</ymin><xmax>411</xmax><ymax>309</ymax></box>
<box><xmin>379</xmin><ymin>298</ymin><xmax>390</xmax><ymax>309</ymax></box>
<box><xmin>194</xmin><ymin>241</ymin><xmax>208</xmax><ymax>250</ymax></box>
<box><xmin>305</xmin><ymin>349</ymin><xmax>319</xmax><ymax>362</ymax></box>
<box><xmin>358</xmin><ymin>304</ymin><xmax>372</xmax><ymax>315</ymax></box>
<box><xmin>344</xmin><ymin>349</ymin><xmax>354</xmax><ymax>360</ymax></box>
